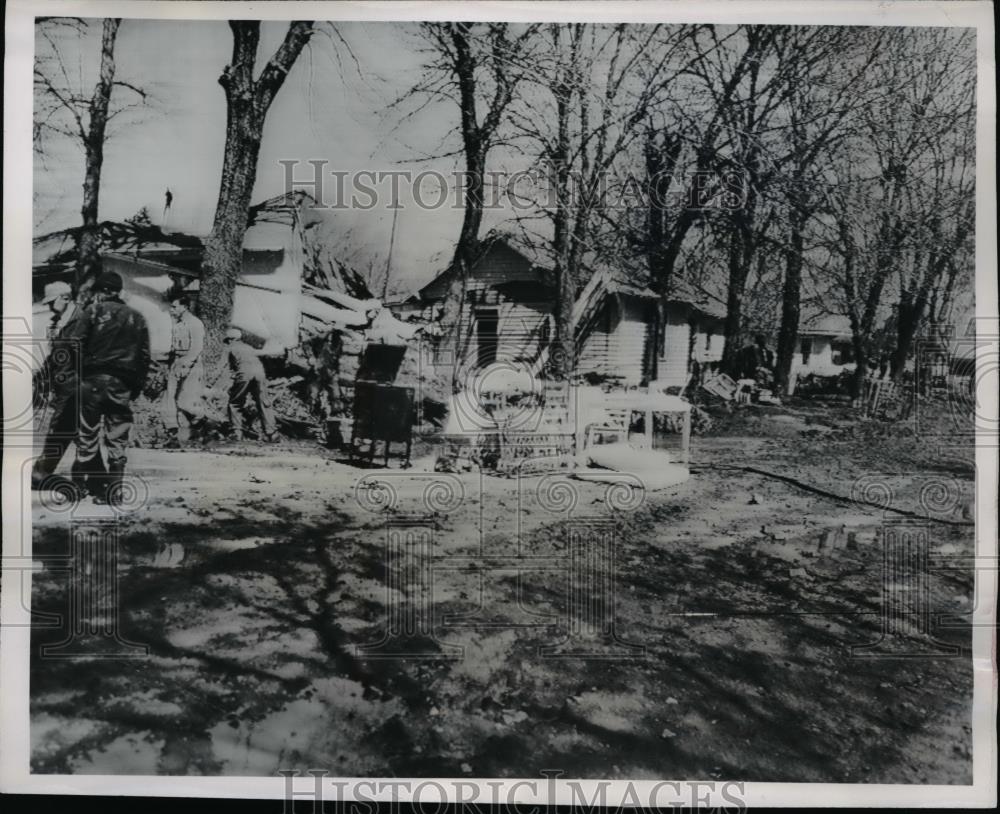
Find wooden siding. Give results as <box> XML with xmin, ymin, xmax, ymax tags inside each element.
<box><xmin>496</xmin><ymin>302</ymin><xmax>550</xmax><ymax>362</ymax></box>
<box><xmin>577</xmin><ymin>301</ymin><xmax>613</xmax><ymax>378</ymax></box>
<box><xmin>658</xmin><ymin>308</ymin><xmax>691</xmax><ymax>388</ymax></box>
<box><xmin>617</xmin><ymin>298</ymin><xmax>652</xmax><ymax>385</ymax></box>
<box><xmin>431</xmin><ymin>243</ymin><xmax>554</xmax><ymax>370</ymax></box>
<box><xmin>576</xmin><ymin>296</ymin><xmax>651</xmax><ymax>386</ymax></box>
<box><xmin>792</xmin><ymin>335</ymin><xmax>854</xmax><ymax>375</ymax></box>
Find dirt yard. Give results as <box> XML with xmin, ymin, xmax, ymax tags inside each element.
<box><xmin>28</xmin><ymin>398</ymin><xmax>977</xmax><ymax>782</ymax></box>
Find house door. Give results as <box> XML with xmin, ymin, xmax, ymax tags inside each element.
<box><xmin>476</xmin><ymin>309</ymin><xmax>499</xmax><ymax>367</ymax></box>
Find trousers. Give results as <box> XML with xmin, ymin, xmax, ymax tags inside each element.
<box><xmin>32</xmin><ymin>382</ymin><xmax>79</xmax><ymax>485</ymax></box>
<box><xmin>228</xmin><ymin>375</ymin><xmax>276</xmax><ymax>437</ymax></box>
<box><xmin>77</xmin><ymin>374</ymin><xmax>134</xmax><ymax>467</ymax></box>
<box><xmin>162</xmin><ymin>361</ymin><xmax>205</xmax><ymax>430</ymax></box>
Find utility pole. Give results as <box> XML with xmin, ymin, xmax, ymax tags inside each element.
<box><xmin>382</xmin><ymin>190</ymin><xmax>399</xmax><ymax>301</ymax></box>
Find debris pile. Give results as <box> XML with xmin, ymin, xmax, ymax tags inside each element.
<box><xmin>275</xmin><ymin>296</ymin><xmax>451</xmax><ymax>446</ymax></box>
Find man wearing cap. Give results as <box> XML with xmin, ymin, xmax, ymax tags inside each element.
<box><xmin>224</xmin><ymin>328</ymin><xmax>278</xmax><ymax>442</ymax></box>
<box><xmin>31</xmin><ymin>281</ymin><xmax>89</xmax><ymax>492</ymax></box>
<box><xmin>163</xmin><ymin>293</ymin><xmax>207</xmax><ymax>448</ymax></box>
<box><xmin>64</xmin><ymin>271</ymin><xmax>151</xmax><ymax>505</ymax></box>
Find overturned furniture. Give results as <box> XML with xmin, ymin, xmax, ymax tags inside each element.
<box><xmin>701</xmin><ymin>372</ymin><xmax>738</xmax><ymax>402</ymax></box>
<box><xmin>573</xmin><ymin>388</ymin><xmax>691</xmax><ymax>490</ymax></box>
<box><xmin>349</xmin><ymin>344</ymin><xmax>415</xmax><ymax>467</ymax></box>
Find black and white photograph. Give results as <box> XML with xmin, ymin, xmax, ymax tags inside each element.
<box><xmin>2</xmin><ymin>0</ymin><xmax>996</xmax><ymax>806</ymax></box>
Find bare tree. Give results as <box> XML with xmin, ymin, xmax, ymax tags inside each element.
<box><xmin>823</xmin><ymin>28</ymin><xmax>976</xmax><ymax>398</ymax></box>
<box><xmin>887</xmin><ymin>35</ymin><xmax>976</xmax><ymax>378</ymax></box>
<box><xmin>198</xmin><ymin>20</ymin><xmax>315</xmax><ymax>364</ymax></box>
<box><xmin>687</xmin><ymin>25</ymin><xmax>783</xmax><ymax>374</ymax></box>
<box><xmin>770</xmin><ymin>27</ymin><xmax>887</xmax><ymax>394</ymax></box>
<box><xmin>595</xmin><ymin>26</ymin><xmax>782</xmax><ymax>374</ymax></box>
<box><xmin>400</xmin><ymin>22</ymin><xmax>539</xmax><ymax>383</ymax></box>
<box><xmin>510</xmin><ymin>23</ymin><xmax>697</xmax><ymax>378</ymax></box>
<box><xmin>34</xmin><ymin>17</ymin><xmax>148</xmax><ymax>287</ymax></box>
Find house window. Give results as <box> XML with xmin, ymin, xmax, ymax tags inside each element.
<box><xmin>800</xmin><ymin>337</ymin><xmax>813</xmax><ymax>365</ymax></box>
<box><xmin>705</xmin><ymin>330</ymin><xmax>712</xmax><ymax>351</ymax></box>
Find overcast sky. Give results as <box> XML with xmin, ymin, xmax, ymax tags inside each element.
<box><xmin>34</xmin><ymin>19</ymin><xmax>500</xmax><ymax>296</ymax></box>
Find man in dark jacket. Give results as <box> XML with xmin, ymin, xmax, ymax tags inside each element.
<box><xmin>65</xmin><ymin>270</ymin><xmax>151</xmax><ymax>505</ymax></box>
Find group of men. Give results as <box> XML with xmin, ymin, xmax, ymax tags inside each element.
<box><xmin>32</xmin><ymin>270</ymin><xmax>277</xmax><ymax>506</ymax></box>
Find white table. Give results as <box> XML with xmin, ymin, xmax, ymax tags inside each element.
<box><xmin>575</xmin><ymin>389</ymin><xmax>692</xmax><ymax>465</ymax></box>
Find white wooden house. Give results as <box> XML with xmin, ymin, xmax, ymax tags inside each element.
<box><xmin>417</xmin><ymin>236</ymin><xmax>556</xmax><ymax>371</ymax></box>
<box><xmin>573</xmin><ymin>267</ymin><xmax>726</xmax><ymax>389</ymax></box>
<box><xmin>794</xmin><ymin>314</ymin><xmax>856</xmax><ymax>376</ymax></box>
<box><xmin>414</xmin><ymin>236</ymin><xmax>726</xmax><ymax>390</ymax></box>
<box><xmin>573</xmin><ymin>268</ymin><xmax>658</xmax><ymax>386</ymax></box>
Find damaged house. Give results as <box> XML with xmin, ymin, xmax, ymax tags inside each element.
<box><xmin>31</xmin><ymin>191</ymin><xmax>373</xmax><ymax>361</ymax></box>
<box><xmin>415</xmin><ymin>235</ymin><xmax>556</xmax><ymax>374</ymax></box>
<box><xmin>410</xmin><ymin>234</ymin><xmax>726</xmax><ymax>392</ymax></box>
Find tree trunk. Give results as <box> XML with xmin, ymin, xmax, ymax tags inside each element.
<box><xmin>549</xmin><ymin>56</ymin><xmax>575</xmax><ymax>381</ymax></box>
<box><xmin>645</xmin><ymin>130</ymin><xmax>684</xmax><ymax>291</ymax></box>
<box><xmin>891</xmin><ymin>213</ymin><xmax>971</xmax><ymax>379</ymax></box>
<box><xmin>774</xmin><ymin>208</ymin><xmax>805</xmax><ymax>394</ymax></box>
<box><xmin>890</xmin><ymin>292</ymin><xmax>922</xmax><ymax>379</ymax></box>
<box><xmin>200</xmin><ymin>112</ymin><xmax>263</xmax><ymax>369</ymax></box>
<box><xmin>850</xmin><ymin>328</ymin><xmax>868</xmax><ymax>402</ymax></box>
<box><xmin>76</xmin><ymin>18</ymin><xmax>120</xmax><ymax>289</ymax></box>
<box><xmin>443</xmin><ymin>146</ymin><xmax>486</xmax><ymax>387</ymax></box>
<box><xmin>440</xmin><ymin>23</ymin><xmax>485</xmax><ymax>388</ymax></box>
<box><xmin>720</xmin><ymin>226</ymin><xmax>752</xmax><ymax>376</ymax></box>
<box><xmin>199</xmin><ymin>21</ymin><xmax>313</xmax><ymax>367</ymax></box>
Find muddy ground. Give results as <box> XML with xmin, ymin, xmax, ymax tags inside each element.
<box><xmin>28</xmin><ymin>398</ymin><xmax>977</xmax><ymax>782</ymax></box>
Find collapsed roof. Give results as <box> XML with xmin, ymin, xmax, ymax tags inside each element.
<box><xmin>32</xmin><ymin>190</ymin><xmax>374</xmax><ymax>302</ymax></box>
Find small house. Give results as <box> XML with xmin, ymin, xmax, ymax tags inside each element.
<box><xmin>402</xmin><ymin>235</ymin><xmax>728</xmax><ymax>391</ymax></box>
<box><xmin>416</xmin><ymin>235</ymin><xmax>556</xmax><ymax>372</ymax></box>
<box><xmin>574</xmin><ymin>268</ymin><xmax>726</xmax><ymax>390</ymax></box>
<box><xmin>573</xmin><ymin>267</ymin><xmax>658</xmax><ymax>387</ymax></box>
<box><xmin>657</xmin><ymin>294</ymin><xmax>726</xmax><ymax>390</ymax></box>
<box><xmin>795</xmin><ymin>314</ymin><xmax>856</xmax><ymax>376</ymax></box>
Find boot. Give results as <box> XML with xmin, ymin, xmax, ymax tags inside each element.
<box><xmin>94</xmin><ymin>459</ymin><xmax>126</xmax><ymax>507</ymax></box>
<box><xmin>72</xmin><ymin>456</ymin><xmax>107</xmax><ymax>498</ymax></box>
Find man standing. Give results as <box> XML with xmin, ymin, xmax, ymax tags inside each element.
<box><xmin>32</xmin><ymin>281</ymin><xmax>91</xmax><ymax>493</ymax></box>
<box><xmin>749</xmin><ymin>334</ymin><xmax>775</xmax><ymax>389</ymax></box>
<box><xmin>66</xmin><ymin>271</ymin><xmax>151</xmax><ymax>505</ymax></box>
<box><xmin>164</xmin><ymin>293</ymin><xmax>207</xmax><ymax>448</ymax></box>
<box><xmin>224</xmin><ymin>328</ymin><xmax>278</xmax><ymax>442</ymax></box>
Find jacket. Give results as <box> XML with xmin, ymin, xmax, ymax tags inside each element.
<box><xmin>68</xmin><ymin>297</ymin><xmax>151</xmax><ymax>395</ymax></box>
<box><xmin>227</xmin><ymin>339</ymin><xmax>266</xmax><ymax>382</ymax></box>
<box><xmin>170</xmin><ymin>309</ymin><xmax>205</xmax><ymax>376</ymax></box>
